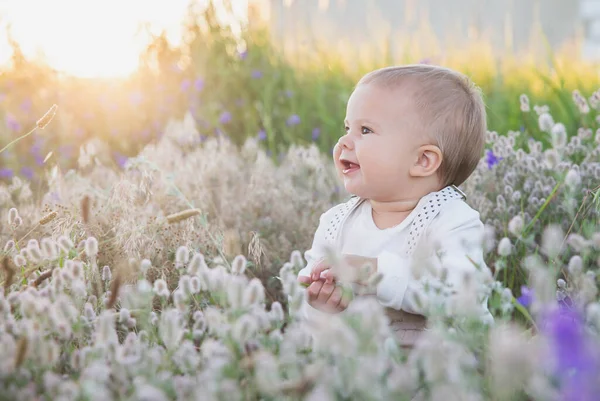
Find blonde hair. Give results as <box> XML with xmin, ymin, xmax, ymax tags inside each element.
<box><xmin>357</xmin><ymin>65</ymin><xmax>487</xmax><ymax>187</ymax></box>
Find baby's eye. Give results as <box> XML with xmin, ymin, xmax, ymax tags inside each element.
<box><xmin>361</xmin><ymin>126</ymin><xmax>373</xmax><ymax>135</ymax></box>
<box><xmin>344</xmin><ymin>126</ymin><xmax>350</xmax><ymax>132</ymax></box>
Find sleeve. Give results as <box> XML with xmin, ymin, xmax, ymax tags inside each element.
<box><xmin>375</xmin><ymin>201</ymin><xmax>493</xmax><ymax>323</ymax></box>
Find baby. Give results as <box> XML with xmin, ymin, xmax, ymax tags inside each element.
<box><xmin>297</xmin><ymin>64</ymin><xmax>493</xmax><ymax>346</ymax></box>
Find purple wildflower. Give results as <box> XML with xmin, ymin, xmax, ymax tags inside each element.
<box><xmin>251</xmin><ymin>70</ymin><xmax>263</xmax><ymax>79</ymax></box>
<box><xmin>113</xmin><ymin>152</ymin><xmax>128</xmax><ymax>169</ymax></box>
<box><xmin>485</xmin><ymin>149</ymin><xmax>501</xmax><ymax>169</ymax></box>
<box><xmin>285</xmin><ymin>90</ymin><xmax>293</xmax><ymax>98</ymax></box>
<box><xmin>20</xmin><ymin>98</ymin><xmax>32</xmax><ymax>112</ymax></box>
<box><xmin>20</xmin><ymin>167</ymin><xmax>34</xmax><ymax>180</ymax></box>
<box><xmin>194</xmin><ymin>78</ymin><xmax>204</xmax><ymax>92</ymax></box>
<box><xmin>239</xmin><ymin>49</ymin><xmax>248</xmax><ymax>60</ymax></box>
<box><xmin>517</xmin><ymin>286</ymin><xmax>534</xmax><ymax>307</ymax></box>
<box><xmin>542</xmin><ymin>307</ymin><xmax>600</xmax><ymax>399</ymax></box>
<box><xmin>181</xmin><ymin>79</ymin><xmax>191</xmax><ymax>92</ymax></box>
<box><xmin>286</xmin><ymin>114</ymin><xmax>301</xmax><ymax>126</ymax></box>
<box><xmin>312</xmin><ymin>128</ymin><xmax>321</xmax><ymax>141</ymax></box>
<box><xmin>219</xmin><ymin>111</ymin><xmax>232</xmax><ymax>125</ymax></box>
<box><xmin>34</xmin><ymin>154</ymin><xmax>44</xmax><ymax>166</ymax></box>
<box><xmin>6</xmin><ymin>114</ymin><xmax>21</xmax><ymax>132</ymax></box>
<box><xmin>0</xmin><ymin>168</ymin><xmax>13</xmax><ymax>179</ymax></box>
<box><xmin>258</xmin><ymin>129</ymin><xmax>267</xmax><ymax>141</ymax></box>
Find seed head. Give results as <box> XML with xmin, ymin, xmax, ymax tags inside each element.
<box><xmin>243</xmin><ymin>278</ymin><xmax>265</xmax><ymax>305</ymax></box>
<box><xmin>39</xmin><ymin>211</ymin><xmax>57</xmax><ymax>225</ymax></box>
<box><xmin>153</xmin><ymin>279</ymin><xmax>170</xmax><ymax>298</ymax></box>
<box><xmin>519</xmin><ymin>94</ymin><xmax>530</xmax><ymax>112</ymax></box>
<box><xmin>231</xmin><ymin>255</ymin><xmax>247</xmax><ymax>275</ymax></box>
<box><xmin>541</xmin><ymin>225</ymin><xmax>564</xmax><ymax>258</ymax></box>
<box><xmin>102</xmin><ymin>265</ymin><xmax>112</xmax><ymax>281</ymax></box>
<box><xmin>568</xmin><ymin>255</ymin><xmax>583</xmax><ymax>276</ymax></box>
<box><xmin>538</xmin><ymin>113</ymin><xmax>554</xmax><ymax>132</ymax></box>
<box><xmin>565</xmin><ymin>169</ymin><xmax>581</xmax><ymax>190</ymax></box>
<box><xmin>166</xmin><ymin>209</ymin><xmax>201</xmax><ymax>224</ymax></box>
<box><xmin>8</xmin><ymin>208</ymin><xmax>19</xmax><ymax>225</ymax></box>
<box><xmin>36</xmin><ymin>104</ymin><xmax>58</xmax><ymax>129</ymax></box>
<box><xmin>508</xmin><ymin>215</ymin><xmax>524</xmax><ymax>237</ymax></box>
<box><xmin>57</xmin><ymin>235</ymin><xmax>74</xmax><ymax>253</ymax></box>
<box><xmin>140</xmin><ymin>259</ymin><xmax>152</xmax><ymax>276</ymax></box>
<box><xmin>175</xmin><ymin>246</ymin><xmax>189</xmax><ymax>266</ymax></box>
<box><xmin>497</xmin><ymin>237</ymin><xmax>512</xmax><ymax>257</ymax></box>
<box><xmin>40</xmin><ymin>238</ymin><xmax>58</xmax><ymax>260</ymax></box>
<box><xmin>85</xmin><ymin>237</ymin><xmax>99</xmax><ymax>258</ymax></box>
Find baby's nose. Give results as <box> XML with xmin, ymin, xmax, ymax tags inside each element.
<box><xmin>338</xmin><ymin>134</ymin><xmax>355</xmax><ymax>150</ymax></box>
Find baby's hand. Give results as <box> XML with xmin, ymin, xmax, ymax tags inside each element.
<box><xmin>297</xmin><ymin>276</ymin><xmax>352</xmax><ymax>313</ymax></box>
<box><xmin>311</xmin><ymin>255</ymin><xmax>377</xmax><ymax>285</ymax></box>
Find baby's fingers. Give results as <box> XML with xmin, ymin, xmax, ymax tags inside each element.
<box><xmin>311</xmin><ymin>259</ymin><xmax>330</xmax><ymax>281</ymax></box>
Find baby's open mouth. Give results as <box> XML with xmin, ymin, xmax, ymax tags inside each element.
<box><xmin>340</xmin><ymin>158</ymin><xmax>360</xmax><ymax>174</ymax></box>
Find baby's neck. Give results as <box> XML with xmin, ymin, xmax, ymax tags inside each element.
<box><xmin>369</xmin><ymin>198</ymin><xmax>420</xmax><ymax>229</ymax></box>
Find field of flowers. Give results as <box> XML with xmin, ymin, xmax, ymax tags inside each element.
<box><xmin>1</xmin><ymin>2</ymin><xmax>600</xmax><ymax>400</ymax></box>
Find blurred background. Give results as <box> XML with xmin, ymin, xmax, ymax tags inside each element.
<box><xmin>0</xmin><ymin>0</ymin><xmax>598</xmax><ymax>185</ymax></box>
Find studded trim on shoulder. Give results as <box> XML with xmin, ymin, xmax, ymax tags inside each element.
<box><xmin>322</xmin><ymin>186</ymin><xmax>466</xmax><ymax>255</ymax></box>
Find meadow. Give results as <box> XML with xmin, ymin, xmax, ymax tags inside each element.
<box><xmin>1</xmin><ymin>3</ymin><xmax>600</xmax><ymax>400</ymax></box>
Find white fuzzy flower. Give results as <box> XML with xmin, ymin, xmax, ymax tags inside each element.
<box><xmin>253</xmin><ymin>351</ymin><xmax>281</xmax><ymax>395</ymax></box>
<box><xmin>140</xmin><ymin>259</ymin><xmax>152</xmax><ymax>276</ymax></box>
<box><xmin>159</xmin><ymin>309</ymin><xmax>184</xmax><ymax>351</ymax></box>
<box><xmin>175</xmin><ymin>246</ymin><xmax>189</xmax><ymax>267</ymax></box>
<box><xmin>153</xmin><ymin>279</ymin><xmax>170</xmax><ymax>298</ymax></box>
<box><xmin>519</xmin><ymin>94</ymin><xmax>530</xmax><ymax>112</ymax></box>
<box><xmin>541</xmin><ymin>225</ymin><xmax>564</xmax><ymax>258</ymax></box>
<box><xmin>84</xmin><ymin>302</ymin><xmax>96</xmax><ymax>321</ymax></box>
<box><xmin>7</xmin><ymin>208</ymin><xmax>19</xmax><ymax>225</ymax></box>
<box><xmin>101</xmin><ymin>265</ymin><xmax>112</xmax><ymax>281</ymax></box>
<box><xmin>95</xmin><ymin>310</ymin><xmax>118</xmax><ymax>346</ymax></box>
<box><xmin>543</xmin><ymin>149</ymin><xmax>560</xmax><ymax>169</ymax></box>
<box><xmin>57</xmin><ymin>235</ymin><xmax>74</xmax><ymax>253</ymax></box>
<box><xmin>84</xmin><ymin>237</ymin><xmax>98</xmax><ymax>258</ymax></box>
<box><xmin>567</xmin><ymin>234</ymin><xmax>590</xmax><ymax>252</ymax></box>
<box><xmin>231</xmin><ymin>255</ymin><xmax>247</xmax><ymax>275</ymax></box>
<box><xmin>13</xmin><ymin>254</ymin><xmax>27</xmax><ymax>267</ymax></box>
<box><xmin>3</xmin><ymin>240</ymin><xmax>15</xmax><ymax>253</ymax></box>
<box><xmin>508</xmin><ymin>215</ymin><xmax>524</xmax><ymax>237</ymax></box>
<box><xmin>187</xmin><ymin>253</ymin><xmax>207</xmax><ymax>275</ymax></box>
<box><xmin>243</xmin><ymin>278</ymin><xmax>265</xmax><ymax>306</ymax></box>
<box><xmin>190</xmin><ymin>276</ymin><xmax>201</xmax><ymax>293</ymax></box>
<box><xmin>497</xmin><ymin>237</ymin><xmax>512</xmax><ymax>257</ymax></box>
<box><xmin>173</xmin><ymin>289</ymin><xmax>187</xmax><ymax>312</ymax></box>
<box><xmin>568</xmin><ymin>255</ymin><xmax>583</xmax><ymax>276</ymax></box>
<box><xmin>269</xmin><ymin>301</ymin><xmax>284</xmax><ymax>323</ymax></box>
<box><xmin>40</xmin><ymin>238</ymin><xmax>58</xmax><ymax>260</ymax></box>
<box><xmin>565</xmin><ymin>168</ymin><xmax>581</xmax><ymax>189</ymax></box>
<box><xmin>551</xmin><ymin>123</ymin><xmax>567</xmax><ymax>147</ymax></box>
<box><xmin>119</xmin><ymin>308</ymin><xmax>131</xmax><ymax>323</ymax></box>
<box><xmin>538</xmin><ymin>113</ymin><xmax>554</xmax><ymax>132</ymax></box>
<box><xmin>178</xmin><ymin>275</ymin><xmax>192</xmax><ymax>297</ymax></box>
<box><xmin>231</xmin><ymin>314</ymin><xmax>258</xmax><ymax>343</ymax></box>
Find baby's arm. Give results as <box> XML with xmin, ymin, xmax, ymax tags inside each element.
<box><xmin>375</xmin><ymin>201</ymin><xmax>493</xmax><ymax>322</ymax></box>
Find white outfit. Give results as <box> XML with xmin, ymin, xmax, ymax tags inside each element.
<box><xmin>297</xmin><ymin>185</ymin><xmax>493</xmax><ymax>328</ymax></box>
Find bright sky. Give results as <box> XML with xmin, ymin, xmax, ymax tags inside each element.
<box><xmin>0</xmin><ymin>0</ymin><xmax>247</xmax><ymax>78</ymax></box>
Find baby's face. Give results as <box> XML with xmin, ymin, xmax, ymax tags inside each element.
<box><xmin>336</xmin><ymin>83</ymin><xmax>426</xmax><ymax>201</ymax></box>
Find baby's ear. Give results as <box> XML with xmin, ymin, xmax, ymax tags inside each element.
<box><xmin>409</xmin><ymin>145</ymin><xmax>442</xmax><ymax>177</ymax></box>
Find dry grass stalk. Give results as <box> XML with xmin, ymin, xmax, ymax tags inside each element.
<box><xmin>39</xmin><ymin>211</ymin><xmax>58</xmax><ymax>225</ymax></box>
<box><xmin>36</xmin><ymin>104</ymin><xmax>58</xmax><ymax>129</ymax></box>
<box><xmin>106</xmin><ymin>270</ymin><xmax>122</xmax><ymax>310</ymax></box>
<box><xmin>81</xmin><ymin>195</ymin><xmax>91</xmax><ymax>224</ymax></box>
<box><xmin>14</xmin><ymin>336</ymin><xmax>28</xmax><ymax>368</ymax></box>
<box><xmin>166</xmin><ymin>209</ymin><xmax>201</xmax><ymax>224</ymax></box>
<box><xmin>33</xmin><ymin>270</ymin><xmax>53</xmax><ymax>288</ymax></box>
<box><xmin>2</xmin><ymin>257</ymin><xmax>15</xmax><ymax>293</ymax></box>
